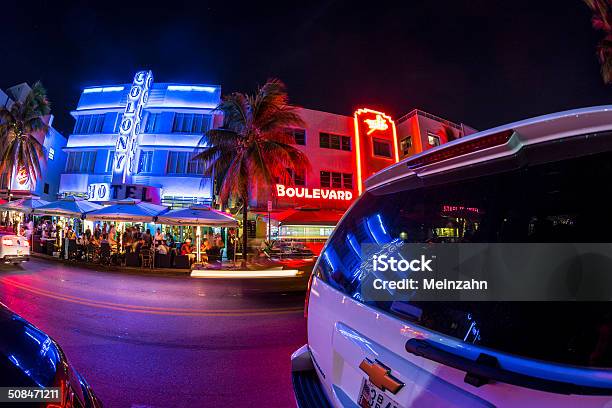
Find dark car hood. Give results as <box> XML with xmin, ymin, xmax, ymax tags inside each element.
<box><xmin>0</xmin><ymin>304</ymin><xmax>61</xmax><ymax>387</ymax></box>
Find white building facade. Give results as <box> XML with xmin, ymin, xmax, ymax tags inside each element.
<box><xmin>59</xmin><ymin>71</ymin><xmax>222</xmax><ymax>208</ymax></box>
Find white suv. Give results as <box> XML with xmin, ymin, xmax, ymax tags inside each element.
<box><xmin>292</xmin><ymin>106</ymin><xmax>612</xmax><ymax>408</ymax></box>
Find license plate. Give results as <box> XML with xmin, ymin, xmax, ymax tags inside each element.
<box><xmin>358</xmin><ymin>379</ymin><xmax>403</xmax><ymax>408</ymax></box>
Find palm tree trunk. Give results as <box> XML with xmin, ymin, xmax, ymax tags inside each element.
<box><xmin>241</xmin><ymin>197</ymin><xmax>248</xmax><ymax>268</ymax></box>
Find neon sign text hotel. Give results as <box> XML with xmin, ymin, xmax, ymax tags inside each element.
<box><xmin>275</xmin><ymin>184</ymin><xmax>353</xmax><ymax>201</ymax></box>
<box><xmin>113</xmin><ymin>70</ymin><xmax>153</xmax><ymax>184</ymax></box>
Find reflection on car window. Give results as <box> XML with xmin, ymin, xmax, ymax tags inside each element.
<box><xmin>317</xmin><ymin>149</ymin><xmax>612</xmax><ymax>367</ymax></box>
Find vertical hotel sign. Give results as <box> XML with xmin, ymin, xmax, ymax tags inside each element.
<box><xmin>113</xmin><ymin>70</ymin><xmax>153</xmax><ymax>184</ymax></box>
<box><xmin>353</xmin><ymin>108</ymin><xmax>399</xmax><ymax>195</ymax></box>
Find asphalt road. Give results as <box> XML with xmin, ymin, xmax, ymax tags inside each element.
<box><xmin>0</xmin><ymin>259</ymin><xmax>307</xmax><ymax>407</ymax></box>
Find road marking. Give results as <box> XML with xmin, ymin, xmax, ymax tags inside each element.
<box><xmin>0</xmin><ymin>279</ymin><xmax>303</xmax><ymax>317</ymax></box>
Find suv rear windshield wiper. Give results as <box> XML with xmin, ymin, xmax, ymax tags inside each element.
<box><xmin>405</xmin><ymin>338</ymin><xmax>612</xmax><ymax>396</ymax></box>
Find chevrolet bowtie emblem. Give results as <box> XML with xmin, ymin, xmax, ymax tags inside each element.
<box><xmin>359</xmin><ymin>358</ymin><xmax>404</xmax><ymax>394</ymax></box>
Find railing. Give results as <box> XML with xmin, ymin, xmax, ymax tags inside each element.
<box><xmin>397</xmin><ymin>109</ymin><xmax>463</xmax><ymax>130</ymax></box>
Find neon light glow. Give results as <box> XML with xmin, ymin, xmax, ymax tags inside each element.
<box><xmin>113</xmin><ymin>70</ymin><xmax>153</xmax><ymax>184</ymax></box>
<box><xmin>275</xmin><ymin>184</ymin><xmax>353</xmax><ymax>201</ymax></box>
<box><xmin>354</xmin><ymin>108</ymin><xmax>400</xmax><ymax>195</ymax></box>
<box><xmin>167</xmin><ymin>85</ymin><xmax>217</xmax><ymax>92</ymax></box>
<box><xmin>191</xmin><ymin>269</ymin><xmax>300</xmax><ymax>278</ymax></box>
<box><xmin>83</xmin><ymin>86</ymin><xmax>125</xmax><ymax>93</ymax></box>
<box><xmin>353</xmin><ymin>115</ymin><xmax>363</xmax><ymax>194</ymax></box>
<box><xmin>364</xmin><ymin>114</ymin><xmax>389</xmax><ymax>135</ymax></box>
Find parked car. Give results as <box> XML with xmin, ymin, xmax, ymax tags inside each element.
<box><xmin>0</xmin><ymin>303</ymin><xmax>102</xmax><ymax>407</ymax></box>
<box><xmin>292</xmin><ymin>106</ymin><xmax>612</xmax><ymax>407</ymax></box>
<box><xmin>0</xmin><ymin>233</ymin><xmax>30</xmax><ymax>265</ymax></box>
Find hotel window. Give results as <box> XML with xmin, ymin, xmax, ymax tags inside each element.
<box><xmin>106</xmin><ymin>150</ymin><xmax>115</xmax><ymax>172</ymax></box>
<box><xmin>319</xmin><ymin>133</ymin><xmax>351</xmax><ymax>151</ymax></box>
<box><xmin>74</xmin><ymin>114</ymin><xmax>105</xmax><ymax>134</ymax></box>
<box><xmin>145</xmin><ymin>112</ymin><xmax>162</xmax><ymax>133</ymax></box>
<box><xmin>427</xmin><ymin>132</ymin><xmax>441</xmax><ymax>146</ymax></box>
<box><xmin>343</xmin><ymin>173</ymin><xmax>353</xmax><ymax>189</ymax></box>
<box><xmin>401</xmin><ymin>136</ymin><xmax>412</xmax><ymax>155</ymax></box>
<box><xmin>288</xmin><ymin>128</ymin><xmax>306</xmax><ymax>145</ymax></box>
<box><xmin>320</xmin><ymin>171</ymin><xmax>353</xmax><ymax>189</ymax></box>
<box><xmin>172</xmin><ymin>113</ymin><xmax>211</xmax><ymax>134</ymax></box>
<box><xmin>166</xmin><ymin>151</ymin><xmax>205</xmax><ymax>174</ymax></box>
<box><xmin>286</xmin><ymin>168</ymin><xmax>305</xmax><ymax>186</ymax></box>
<box><xmin>138</xmin><ymin>151</ymin><xmax>154</xmax><ymax>173</ymax></box>
<box><xmin>187</xmin><ymin>155</ymin><xmax>205</xmax><ymax>174</ymax></box>
<box><xmin>331</xmin><ymin>172</ymin><xmax>342</xmax><ymax>188</ymax></box>
<box><xmin>113</xmin><ymin>113</ymin><xmax>123</xmax><ymax>133</ymax></box>
<box><xmin>65</xmin><ymin>151</ymin><xmax>97</xmax><ymax>173</ymax></box>
<box><xmin>373</xmin><ymin>138</ymin><xmax>392</xmax><ymax>158</ymax></box>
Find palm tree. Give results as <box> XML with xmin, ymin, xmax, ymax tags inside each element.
<box><xmin>584</xmin><ymin>0</ymin><xmax>612</xmax><ymax>84</ymax></box>
<box><xmin>437</xmin><ymin>124</ymin><xmax>457</xmax><ymax>143</ymax></box>
<box><xmin>0</xmin><ymin>81</ymin><xmax>50</xmax><ymax>199</ymax></box>
<box><xmin>195</xmin><ymin>79</ymin><xmax>311</xmax><ymax>267</ymax></box>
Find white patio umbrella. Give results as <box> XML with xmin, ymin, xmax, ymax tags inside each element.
<box><xmin>0</xmin><ymin>198</ymin><xmax>50</xmax><ymax>213</ymax></box>
<box><xmin>156</xmin><ymin>206</ymin><xmax>238</xmax><ymax>227</ymax></box>
<box><xmin>85</xmin><ymin>199</ymin><xmax>169</xmax><ymax>222</ymax></box>
<box><xmin>156</xmin><ymin>206</ymin><xmax>238</xmax><ymax>262</ymax></box>
<box><xmin>33</xmin><ymin>196</ymin><xmax>103</xmax><ymax>218</ymax></box>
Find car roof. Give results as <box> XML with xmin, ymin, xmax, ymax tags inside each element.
<box><xmin>0</xmin><ymin>304</ymin><xmax>62</xmax><ymax>387</ymax></box>
<box><xmin>365</xmin><ymin>105</ymin><xmax>612</xmax><ymax>191</ymax></box>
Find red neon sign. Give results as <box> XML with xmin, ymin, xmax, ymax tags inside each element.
<box><xmin>354</xmin><ymin>109</ymin><xmax>399</xmax><ymax>195</ymax></box>
<box><xmin>275</xmin><ymin>184</ymin><xmax>353</xmax><ymax>201</ymax></box>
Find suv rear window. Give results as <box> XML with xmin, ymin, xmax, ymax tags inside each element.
<box><xmin>317</xmin><ymin>148</ymin><xmax>612</xmax><ymax>368</ymax></box>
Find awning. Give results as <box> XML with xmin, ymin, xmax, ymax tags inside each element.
<box><xmin>156</xmin><ymin>206</ymin><xmax>237</xmax><ymax>227</ymax></box>
<box><xmin>271</xmin><ymin>208</ymin><xmax>345</xmax><ymax>226</ymax></box>
<box><xmin>33</xmin><ymin>196</ymin><xmax>103</xmax><ymax>218</ymax></box>
<box><xmin>85</xmin><ymin>199</ymin><xmax>168</xmax><ymax>223</ymax></box>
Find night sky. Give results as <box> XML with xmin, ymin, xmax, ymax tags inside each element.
<box><xmin>2</xmin><ymin>0</ymin><xmax>610</xmax><ymax>135</ymax></box>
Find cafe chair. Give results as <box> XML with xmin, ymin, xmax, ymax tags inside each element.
<box><xmin>100</xmin><ymin>243</ymin><xmax>111</xmax><ymax>265</ymax></box>
<box><xmin>141</xmin><ymin>248</ymin><xmax>154</xmax><ymax>269</ymax></box>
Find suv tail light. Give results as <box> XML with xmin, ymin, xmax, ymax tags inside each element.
<box><xmin>304</xmin><ymin>272</ymin><xmax>314</xmax><ymax>319</ymax></box>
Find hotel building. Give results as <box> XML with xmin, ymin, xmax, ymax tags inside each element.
<box><xmin>0</xmin><ymin>83</ymin><xmax>68</xmax><ymax>202</ymax></box>
<box><xmin>59</xmin><ymin>70</ymin><xmax>475</xmax><ymax>251</ymax></box>
<box><xmin>257</xmin><ymin>107</ymin><xmax>476</xmax><ymax>250</ymax></box>
<box><xmin>59</xmin><ymin>71</ymin><xmax>221</xmax><ymax>208</ymax></box>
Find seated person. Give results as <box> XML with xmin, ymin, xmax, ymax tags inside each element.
<box><xmin>181</xmin><ymin>239</ymin><xmax>193</xmax><ymax>255</ymax></box>
<box><xmin>157</xmin><ymin>242</ymin><xmax>170</xmax><ymax>255</ymax></box>
<box><xmin>200</xmin><ymin>239</ymin><xmax>210</xmax><ymax>262</ymax></box>
<box><xmin>90</xmin><ymin>234</ymin><xmax>100</xmax><ymax>247</ymax></box>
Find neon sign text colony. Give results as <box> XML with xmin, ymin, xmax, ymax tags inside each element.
<box><xmin>275</xmin><ymin>184</ymin><xmax>353</xmax><ymax>201</ymax></box>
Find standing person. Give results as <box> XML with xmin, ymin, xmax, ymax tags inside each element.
<box><xmin>143</xmin><ymin>229</ymin><xmax>153</xmax><ymax>247</ymax></box>
<box><xmin>94</xmin><ymin>224</ymin><xmax>101</xmax><ymax>239</ymax></box>
<box><xmin>154</xmin><ymin>228</ymin><xmax>165</xmax><ymax>244</ymax></box>
<box><xmin>227</xmin><ymin>230</ymin><xmax>236</xmax><ymax>263</ymax></box>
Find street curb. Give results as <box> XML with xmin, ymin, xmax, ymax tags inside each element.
<box><xmin>28</xmin><ymin>253</ymin><xmax>310</xmax><ymax>292</ymax></box>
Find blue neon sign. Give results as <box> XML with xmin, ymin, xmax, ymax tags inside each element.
<box><xmin>112</xmin><ymin>70</ymin><xmax>153</xmax><ymax>184</ymax></box>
